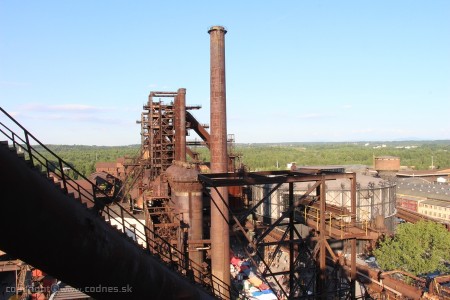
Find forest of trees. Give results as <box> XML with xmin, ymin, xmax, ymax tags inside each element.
<box><xmin>195</xmin><ymin>141</ymin><xmax>450</xmax><ymax>171</ymax></box>
<box><xmin>35</xmin><ymin>144</ymin><xmax>139</xmax><ymax>178</ymax></box>
<box><xmin>43</xmin><ymin>141</ymin><xmax>450</xmax><ymax>177</ymax></box>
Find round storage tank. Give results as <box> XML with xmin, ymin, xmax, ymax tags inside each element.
<box><xmin>252</xmin><ymin>173</ymin><xmax>397</xmax><ymax>233</ymax></box>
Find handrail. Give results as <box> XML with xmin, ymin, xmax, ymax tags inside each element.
<box><xmin>303</xmin><ymin>205</ymin><xmax>369</xmax><ymax>238</ymax></box>
<box><xmin>0</xmin><ymin>107</ymin><xmax>233</xmax><ymax>299</ymax></box>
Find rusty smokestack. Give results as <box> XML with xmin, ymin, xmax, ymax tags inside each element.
<box><xmin>208</xmin><ymin>25</ymin><xmax>230</xmax><ymax>291</ymax></box>
<box><xmin>174</xmin><ymin>88</ymin><xmax>187</xmax><ymax>162</ymax></box>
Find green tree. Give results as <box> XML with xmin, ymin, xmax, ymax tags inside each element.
<box><xmin>373</xmin><ymin>220</ymin><xmax>450</xmax><ymax>275</ymax></box>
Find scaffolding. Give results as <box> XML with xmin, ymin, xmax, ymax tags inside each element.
<box><xmin>141</xmin><ymin>92</ymin><xmax>177</xmax><ymax>179</ymax></box>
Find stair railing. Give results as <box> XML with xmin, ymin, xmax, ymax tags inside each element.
<box><xmin>0</xmin><ymin>107</ymin><xmax>233</xmax><ymax>299</ymax></box>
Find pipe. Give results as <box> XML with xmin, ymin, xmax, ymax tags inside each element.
<box><xmin>165</xmin><ymin>164</ymin><xmax>204</xmax><ymax>278</ymax></box>
<box><xmin>175</xmin><ymin>88</ymin><xmax>187</xmax><ymax>162</ymax></box>
<box><xmin>208</xmin><ymin>25</ymin><xmax>230</xmax><ymax>293</ymax></box>
<box><xmin>188</xmin><ymin>190</ymin><xmax>204</xmax><ymax>277</ymax></box>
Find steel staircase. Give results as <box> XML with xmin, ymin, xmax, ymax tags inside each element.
<box><xmin>0</xmin><ymin>107</ymin><xmax>234</xmax><ymax>299</ymax></box>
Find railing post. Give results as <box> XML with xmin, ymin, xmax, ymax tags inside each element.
<box><xmin>11</xmin><ymin>132</ymin><xmax>16</xmax><ymax>148</ymax></box>
<box><xmin>92</xmin><ymin>183</ymin><xmax>97</xmax><ymax>204</ymax></box>
<box><xmin>168</xmin><ymin>241</ymin><xmax>173</xmax><ymax>262</ymax></box>
<box><xmin>144</xmin><ymin>227</ymin><xmax>151</xmax><ymax>252</ymax></box>
<box><xmin>24</xmin><ymin>132</ymin><xmax>34</xmax><ymax>166</ymax></box>
<box><xmin>77</xmin><ymin>185</ymin><xmax>81</xmax><ymax>201</ymax></box>
<box><xmin>209</xmin><ymin>274</ymin><xmax>215</xmax><ymax>295</ymax></box>
<box><xmin>105</xmin><ymin>205</ymin><xmax>110</xmax><ymax>222</ymax></box>
<box><xmin>59</xmin><ymin>158</ymin><xmax>67</xmax><ymax>194</ymax></box>
<box><xmin>120</xmin><ymin>207</ymin><xmax>125</xmax><ymax>233</ymax></box>
<box><xmin>45</xmin><ymin>160</ymin><xmax>50</xmax><ymax>177</ymax></box>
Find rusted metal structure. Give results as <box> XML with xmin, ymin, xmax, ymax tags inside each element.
<box><xmin>141</xmin><ymin>91</ymin><xmax>176</xmax><ymax>179</ymax></box>
<box><xmin>165</xmin><ymin>162</ymin><xmax>205</xmax><ymax>277</ymax></box>
<box><xmin>199</xmin><ymin>169</ymin><xmax>361</xmax><ymax>299</ymax></box>
<box><xmin>137</xmin><ymin>90</ymin><xmax>211</xmax><ymax>285</ymax></box>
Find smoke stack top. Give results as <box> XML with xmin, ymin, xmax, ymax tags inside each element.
<box><xmin>208</xmin><ymin>25</ymin><xmax>227</xmax><ymax>34</ymax></box>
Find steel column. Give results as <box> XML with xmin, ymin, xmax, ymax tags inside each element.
<box><xmin>350</xmin><ymin>174</ymin><xmax>357</xmax><ymax>299</ymax></box>
<box><xmin>288</xmin><ymin>182</ymin><xmax>295</xmax><ymax>298</ymax></box>
<box><xmin>319</xmin><ymin>177</ymin><xmax>327</xmax><ymax>299</ymax></box>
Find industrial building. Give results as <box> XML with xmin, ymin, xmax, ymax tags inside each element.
<box><xmin>397</xmin><ymin>177</ymin><xmax>450</xmax><ymax>223</ymax></box>
<box><xmin>1</xmin><ymin>26</ymin><xmax>450</xmax><ymax>300</ymax></box>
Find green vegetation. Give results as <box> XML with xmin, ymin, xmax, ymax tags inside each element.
<box><xmin>373</xmin><ymin>220</ymin><xmax>450</xmax><ymax>276</ymax></box>
<box><xmin>35</xmin><ymin>144</ymin><xmax>139</xmax><ymax>178</ymax></box>
<box><xmin>195</xmin><ymin>141</ymin><xmax>450</xmax><ymax>171</ymax></box>
<box><xmin>40</xmin><ymin>141</ymin><xmax>450</xmax><ymax>177</ymax></box>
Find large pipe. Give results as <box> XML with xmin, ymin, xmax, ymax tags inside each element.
<box><xmin>165</xmin><ymin>164</ymin><xmax>204</xmax><ymax>277</ymax></box>
<box><xmin>208</xmin><ymin>25</ymin><xmax>230</xmax><ymax>292</ymax></box>
<box><xmin>0</xmin><ymin>144</ymin><xmax>214</xmax><ymax>300</ymax></box>
<box><xmin>175</xmin><ymin>88</ymin><xmax>187</xmax><ymax>162</ymax></box>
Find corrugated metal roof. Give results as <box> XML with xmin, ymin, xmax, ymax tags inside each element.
<box><xmin>397</xmin><ymin>178</ymin><xmax>450</xmax><ymax>201</ymax></box>
<box><xmin>397</xmin><ymin>169</ymin><xmax>450</xmax><ymax>177</ymax></box>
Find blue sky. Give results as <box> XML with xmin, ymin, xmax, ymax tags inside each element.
<box><xmin>1</xmin><ymin>1</ymin><xmax>449</xmax><ymax>145</ymax></box>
